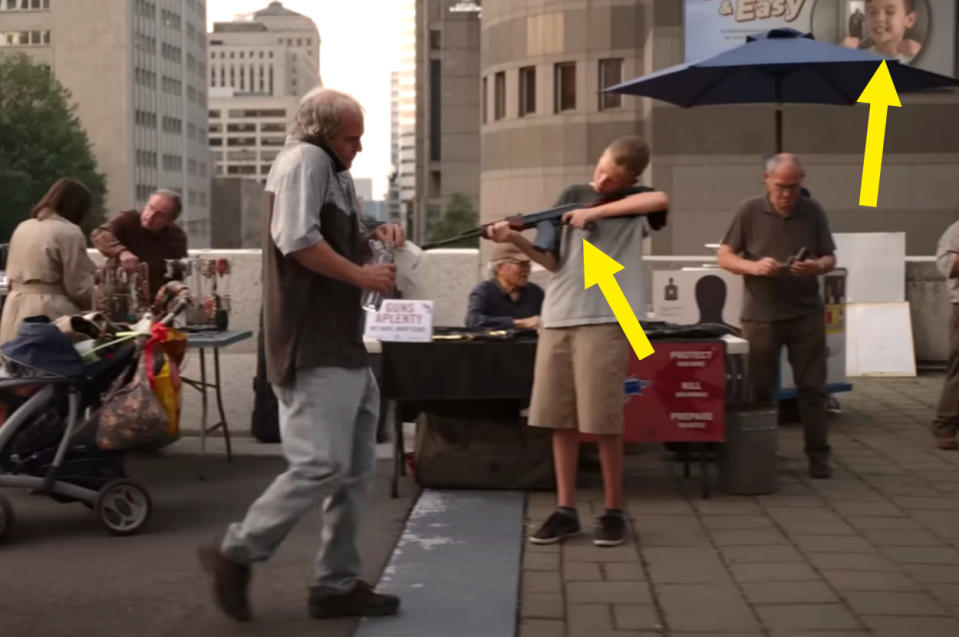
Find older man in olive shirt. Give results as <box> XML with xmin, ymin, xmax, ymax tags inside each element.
<box><xmin>932</xmin><ymin>219</ymin><xmax>959</xmax><ymax>450</ymax></box>
<box><xmin>718</xmin><ymin>153</ymin><xmax>837</xmax><ymax>479</ymax></box>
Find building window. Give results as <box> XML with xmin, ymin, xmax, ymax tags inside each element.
<box><xmin>429</xmin><ymin>29</ymin><xmax>440</xmax><ymax>50</ymax></box>
<box><xmin>554</xmin><ymin>62</ymin><xmax>576</xmax><ymax>113</ymax></box>
<box><xmin>599</xmin><ymin>58</ymin><xmax>623</xmax><ymax>110</ymax></box>
<box><xmin>494</xmin><ymin>71</ymin><xmax>505</xmax><ymax>120</ymax></box>
<box><xmin>519</xmin><ymin>66</ymin><xmax>535</xmax><ymax>117</ymax></box>
<box><xmin>481</xmin><ymin>76</ymin><xmax>487</xmax><ymax>124</ymax></box>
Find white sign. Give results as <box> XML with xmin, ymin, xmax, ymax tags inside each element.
<box><xmin>833</xmin><ymin>232</ymin><xmax>905</xmax><ymax>303</ymax></box>
<box><xmin>363</xmin><ymin>300</ymin><xmax>434</xmax><ymax>342</ymax></box>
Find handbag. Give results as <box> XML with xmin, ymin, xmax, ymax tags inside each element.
<box><xmin>95</xmin><ymin>337</ymin><xmax>169</xmax><ymax>451</ymax></box>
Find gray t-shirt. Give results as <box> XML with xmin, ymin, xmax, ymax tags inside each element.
<box><xmin>722</xmin><ymin>195</ymin><xmax>836</xmax><ymax>322</ymax></box>
<box><xmin>541</xmin><ymin>185</ymin><xmax>651</xmax><ymax>328</ymax></box>
<box><xmin>260</xmin><ymin>137</ymin><xmax>369</xmax><ymax>382</ymax></box>
<box><xmin>266</xmin><ymin>137</ymin><xmax>360</xmax><ymax>256</ymax></box>
<box><xmin>935</xmin><ymin>219</ymin><xmax>959</xmax><ymax>304</ymax></box>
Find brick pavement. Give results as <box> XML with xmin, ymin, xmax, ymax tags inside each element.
<box><xmin>519</xmin><ymin>374</ymin><xmax>959</xmax><ymax>637</ymax></box>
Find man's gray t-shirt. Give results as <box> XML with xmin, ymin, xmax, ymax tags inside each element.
<box><xmin>266</xmin><ymin>137</ymin><xmax>360</xmax><ymax>256</ymax></box>
<box><xmin>541</xmin><ymin>185</ymin><xmax>651</xmax><ymax>328</ymax></box>
<box><xmin>722</xmin><ymin>195</ymin><xmax>836</xmax><ymax>322</ymax></box>
<box><xmin>260</xmin><ymin>137</ymin><xmax>368</xmax><ymax>382</ymax></box>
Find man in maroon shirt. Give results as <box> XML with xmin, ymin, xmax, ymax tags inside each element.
<box><xmin>91</xmin><ymin>189</ymin><xmax>188</xmax><ymax>297</ymax></box>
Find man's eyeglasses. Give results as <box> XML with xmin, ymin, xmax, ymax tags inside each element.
<box><xmin>771</xmin><ymin>182</ymin><xmax>801</xmax><ymax>193</ymax></box>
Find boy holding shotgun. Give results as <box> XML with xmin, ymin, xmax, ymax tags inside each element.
<box><xmin>485</xmin><ymin>135</ymin><xmax>668</xmax><ymax>546</ymax></box>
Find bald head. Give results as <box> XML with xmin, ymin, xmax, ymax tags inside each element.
<box><xmin>765</xmin><ymin>153</ymin><xmax>804</xmax><ymax>175</ymax></box>
<box><xmin>763</xmin><ymin>153</ymin><xmax>805</xmax><ymax>215</ymax></box>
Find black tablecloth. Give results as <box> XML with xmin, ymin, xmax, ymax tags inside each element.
<box><xmin>380</xmin><ymin>324</ymin><xmax>738</xmax><ymax>401</ymax></box>
<box><xmin>381</xmin><ymin>338</ymin><xmax>537</xmax><ymax>402</ymax></box>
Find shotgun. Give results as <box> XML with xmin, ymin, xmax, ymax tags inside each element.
<box><xmin>422</xmin><ymin>189</ymin><xmax>668</xmax><ymax>251</ymax></box>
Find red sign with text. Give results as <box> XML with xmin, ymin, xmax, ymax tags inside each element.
<box><xmin>621</xmin><ymin>342</ymin><xmax>726</xmax><ymax>443</ymax></box>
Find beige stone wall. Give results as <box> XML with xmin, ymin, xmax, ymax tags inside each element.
<box><xmin>479</xmin><ymin>0</ymin><xmax>653</xmax><ymax>263</ymax></box>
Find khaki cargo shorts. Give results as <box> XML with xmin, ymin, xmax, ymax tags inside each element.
<box><xmin>528</xmin><ymin>324</ymin><xmax>630</xmax><ymax>435</ymax></box>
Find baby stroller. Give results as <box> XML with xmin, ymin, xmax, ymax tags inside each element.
<box><xmin>0</xmin><ymin>291</ymin><xmax>190</xmax><ymax>542</ymax></box>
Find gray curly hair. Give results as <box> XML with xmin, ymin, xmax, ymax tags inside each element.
<box><xmin>290</xmin><ymin>87</ymin><xmax>364</xmax><ymax>141</ymax></box>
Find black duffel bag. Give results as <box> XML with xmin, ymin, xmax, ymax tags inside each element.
<box><xmin>413</xmin><ymin>410</ymin><xmax>554</xmax><ymax>490</ymax></box>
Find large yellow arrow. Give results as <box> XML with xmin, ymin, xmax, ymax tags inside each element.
<box><xmin>583</xmin><ymin>239</ymin><xmax>655</xmax><ymax>361</ymax></box>
<box><xmin>857</xmin><ymin>61</ymin><xmax>901</xmax><ymax>208</ymax></box>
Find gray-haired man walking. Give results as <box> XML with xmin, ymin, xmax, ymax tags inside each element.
<box><xmin>199</xmin><ymin>87</ymin><xmax>403</xmax><ymax>622</ymax></box>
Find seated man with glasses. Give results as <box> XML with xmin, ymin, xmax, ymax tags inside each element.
<box><xmin>465</xmin><ymin>242</ymin><xmax>544</xmax><ymax>330</ymax></box>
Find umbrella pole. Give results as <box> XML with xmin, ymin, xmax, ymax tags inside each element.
<box><xmin>775</xmin><ymin>107</ymin><xmax>783</xmax><ymax>154</ymax></box>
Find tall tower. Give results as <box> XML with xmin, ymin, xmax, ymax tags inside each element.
<box><xmin>207</xmin><ymin>1</ymin><xmax>321</xmax><ymax>183</ymax></box>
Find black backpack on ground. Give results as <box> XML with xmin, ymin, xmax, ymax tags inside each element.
<box><xmin>250</xmin><ymin>310</ymin><xmax>280</xmax><ymax>443</ymax></box>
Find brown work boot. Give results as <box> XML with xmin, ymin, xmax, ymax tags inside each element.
<box><xmin>198</xmin><ymin>543</ymin><xmax>252</xmax><ymax>622</ymax></box>
<box><xmin>809</xmin><ymin>458</ymin><xmax>832</xmax><ymax>479</ymax></box>
<box><xmin>308</xmin><ymin>580</ymin><xmax>400</xmax><ymax>619</ymax></box>
<box><xmin>936</xmin><ymin>435</ymin><xmax>958</xmax><ymax>450</ymax></box>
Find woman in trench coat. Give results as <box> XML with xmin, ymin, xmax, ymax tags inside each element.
<box><xmin>0</xmin><ymin>178</ymin><xmax>97</xmax><ymax>344</ymax></box>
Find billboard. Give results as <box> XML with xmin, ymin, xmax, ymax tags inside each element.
<box><xmin>684</xmin><ymin>0</ymin><xmax>956</xmax><ymax>76</ymax></box>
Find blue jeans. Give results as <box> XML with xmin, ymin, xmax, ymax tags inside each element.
<box><xmin>221</xmin><ymin>366</ymin><xmax>379</xmax><ymax>593</ymax></box>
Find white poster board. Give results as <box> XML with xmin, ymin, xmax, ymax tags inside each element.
<box><xmin>846</xmin><ymin>302</ymin><xmax>916</xmax><ymax>377</ymax></box>
<box><xmin>364</xmin><ymin>300</ymin><xmax>434</xmax><ymax>342</ymax></box>
<box><xmin>833</xmin><ymin>232</ymin><xmax>905</xmax><ymax>303</ymax></box>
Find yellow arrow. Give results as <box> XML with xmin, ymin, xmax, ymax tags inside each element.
<box><xmin>857</xmin><ymin>60</ymin><xmax>901</xmax><ymax>207</ymax></box>
<box><xmin>583</xmin><ymin>239</ymin><xmax>655</xmax><ymax>361</ymax></box>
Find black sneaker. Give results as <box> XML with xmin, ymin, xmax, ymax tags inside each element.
<box><xmin>528</xmin><ymin>510</ymin><xmax>581</xmax><ymax>545</ymax></box>
<box><xmin>594</xmin><ymin>513</ymin><xmax>626</xmax><ymax>547</ymax></box>
<box><xmin>809</xmin><ymin>458</ymin><xmax>832</xmax><ymax>479</ymax></box>
<box><xmin>308</xmin><ymin>580</ymin><xmax>400</xmax><ymax>619</ymax></box>
<box><xmin>197</xmin><ymin>543</ymin><xmax>252</xmax><ymax>622</ymax></box>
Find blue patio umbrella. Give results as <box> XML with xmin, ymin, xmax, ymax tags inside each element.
<box><xmin>605</xmin><ymin>28</ymin><xmax>958</xmax><ymax>152</ymax></box>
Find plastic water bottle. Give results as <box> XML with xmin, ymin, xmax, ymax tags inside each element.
<box><xmin>361</xmin><ymin>238</ymin><xmax>393</xmax><ymax>312</ymax></box>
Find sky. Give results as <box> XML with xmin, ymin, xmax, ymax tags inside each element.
<box><xmin>207</xmin><ymin>0</ymin><xmax>403</xmax><ymax>199</ymax></box>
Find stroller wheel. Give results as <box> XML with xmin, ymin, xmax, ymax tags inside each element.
<box><xmin>0</xmin><ymin>494</ymin><xmax>13</xmax><ymax>543</ymax></box>
<box><xmin>95</xmin><ymin>479</ymin><xmax>152</xmax><ymax>536</ymax></box>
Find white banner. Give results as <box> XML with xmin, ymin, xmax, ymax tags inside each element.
<box><xmin>363</xmin><ymin>300</ymin><xmax>434</xmax><ymax>342</ymax></box>
<box><xmin>684</xmin><ymin>0</ymin><xmax>956</xmax><ymax>76</ymax></box>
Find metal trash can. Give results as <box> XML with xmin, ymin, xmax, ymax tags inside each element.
<box><xmin>718</xmin><ymin>409</ymin><xmax>779</xmax><ymax>495</ymax></box>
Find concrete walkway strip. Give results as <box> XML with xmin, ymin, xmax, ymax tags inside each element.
<box><xmin>357</xmin><ymin>489</ymin><xmax>525</xmax><ymax>637</ymax></box>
